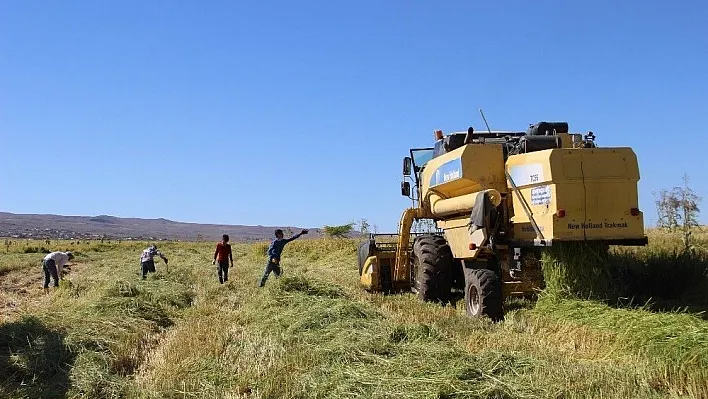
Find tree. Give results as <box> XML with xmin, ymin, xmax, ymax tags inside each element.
<box><xmin>655</xmin><ymin>190</ymin><xmax>680</xmax><ymax>231</ymax></box>
<box><xmin>654</xmin><ymin>174</ymin><xmax>702</xmax><ymax>252</ymax></box>
<box><xmin>323</xmin><ymin>223</ymin><xmax>354</xmax><ymax>238</ymax></box>
<box><xmin>412</xmin><ymin>218</ymin><xmax>437</xmax><ymax>234</ymax></box>
<box><xmin>678</xmin><ymin>175</ymin><xmax>702</xmax><ymax>252</ymax></box>
<box><xmin>358</xmin><ymin>219</ymin><xmax>370</xmax><ymax>237</ymax></box>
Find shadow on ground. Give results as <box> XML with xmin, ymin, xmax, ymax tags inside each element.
<box><xmin>610</xmin><ymin>250</ymin><xmax>708</xmax><ymax>320</ymax></box>
<box><xmin>0</xmin><ymin>316</ymin><xmax>74</xmax><ymax>398</ymax></box>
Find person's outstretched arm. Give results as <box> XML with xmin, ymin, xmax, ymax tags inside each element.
<box><xmin>284</xmin><ymin>229</ymin><xmax>309</xmax><ymax>244</ymax></box>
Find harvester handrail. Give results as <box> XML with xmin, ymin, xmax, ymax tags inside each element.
<box><xmin>505</xmin><ymin>170</ymin><xmax>545</xmax><ymax>243</ymax></box>
<box><xmin>448</xmin><ymin>130</ymin><xmax>526</xmax><ymax>138</ymax></box>
<box><xmin>367</xmin><ymin>232</ymin><xmax>428</xmax><ymax>242</ymax></box>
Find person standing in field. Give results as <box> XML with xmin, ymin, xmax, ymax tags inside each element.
<box><xmin>42</xmin><ymin>251</ymin><xmax>74</xmax><ymax>292</ymax></box>
<box><xmin>140</xmin><ymin>244</ymin><xmax>168</xmax><ymax>279</ymax></box>
<box><xmin>259</xmin><ymin>229</ymin><xmax>308</xmax><ymax>287</ymax></box>
<box><xmin>212</xmin><ymin>234</ymin><xmax>233</xmax><ymax>284</ymax></box>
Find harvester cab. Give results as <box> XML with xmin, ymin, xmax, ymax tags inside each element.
<box><xmin>359</xmin><ymin>121</ymin><xmax>647</xmax><ymax>321</ymax></box>
<box><xmin>401</xmin><ymin>148</ymin><xmax>434</xmax><ymax>198</ymax></box>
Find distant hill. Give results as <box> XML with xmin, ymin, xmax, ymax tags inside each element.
<box><xmin>0</xmin><ymin>212</ymin><xmax>320</xmax><ymax>241</ymax></box>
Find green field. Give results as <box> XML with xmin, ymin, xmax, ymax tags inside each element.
<box><xmin>1</xmin><ymin>231</ymin><xmax>707</xmax><ymax>398</ymax></box>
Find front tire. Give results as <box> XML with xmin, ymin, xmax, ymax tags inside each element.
<box><xmin>464</xmin><ymin>268</ymin><xmax>503</xmax><ymax>321</ymax></box>
<box><xmin>412</xmin><ymin>235</ymin><xmax>453</xmax><ymax>303</ymax></box>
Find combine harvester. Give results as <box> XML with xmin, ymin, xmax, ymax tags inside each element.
<box><xmin>358</xmin><ymin>121</ymin><xmax>647</xmax><ymax>320</ymax></box>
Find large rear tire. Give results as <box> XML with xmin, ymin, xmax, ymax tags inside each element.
<box><xmin>412</xmin><ymin>235</ymin><xmax>453</xmax><ymax>303</ymax></box>
<box><xmin>464</xmin><ymin>268</ymin><xmax>503</xmax><ymax>321</ymax></box>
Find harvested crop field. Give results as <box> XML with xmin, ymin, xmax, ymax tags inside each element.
<box><xmin>1</xmin><ymin>231</ymin><xmax>707</xmax><ymax>398</ymax></box>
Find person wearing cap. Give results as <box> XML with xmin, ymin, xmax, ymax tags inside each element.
<box><xmin>140</xmin><ymin>244</ymin><xmax>168</xmax><ymax>279</ymax></box>
<box><xmin>259</xmin><ymin>229</ymin><xmax>308</xmax><ymax>287</ymax></box>
<box><xmin>42</xmin><ymin>251</ymin><xmax>74</xmax><ymax>291</ymax></box>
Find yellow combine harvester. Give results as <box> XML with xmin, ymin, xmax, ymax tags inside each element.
<box><xmin>358</xmin><ymin>122</ymin><xmax>647</xmax><ymax>320</ymax></box>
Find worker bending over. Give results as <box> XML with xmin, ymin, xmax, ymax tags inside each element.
<box><xmin>140</xmin><ymin>244</ymin><xmax>168</xmax><ymax>279</ymax></box>
<box><xmin>42</xmin><ymin>251</ymin><xmax>74</xmax><ymax>292</ymax></box>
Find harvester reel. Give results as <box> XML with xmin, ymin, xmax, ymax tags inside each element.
<box><xmin>357</xmin><ymin>240</ymin><xmax>375</xmax><ymax>276</ymax></box>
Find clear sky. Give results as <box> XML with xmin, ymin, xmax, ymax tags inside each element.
<box><xmin>1</xmin><ymin>1</ymin><xmax>707</xmax><ymax>232</ymax></box>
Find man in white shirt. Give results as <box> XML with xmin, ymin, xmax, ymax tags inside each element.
<box><xmin>43</xmin><ymin>251</ymin><xmax>74</xmax><ymax>291</ymax></box>
<box><xmin>140</xmin><ymin>245</ymin><xmax>168</xmax><ymax>279</ymax></box>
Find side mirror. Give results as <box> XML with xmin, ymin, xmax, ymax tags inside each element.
<box><xmin>403</xmin><ymin>157</ymin><xmax>412</xmax><ymax>176</ymax></box>
<box><xmin>401</xmin><ymin>181</ymin><xmax>411</xmax><ymax>197</ymax></box>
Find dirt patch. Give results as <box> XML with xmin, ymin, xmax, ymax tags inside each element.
<box><xmin>0</xmin><ymin>263</ymin><xmax>83</xmax><ymax>323</ymax></box>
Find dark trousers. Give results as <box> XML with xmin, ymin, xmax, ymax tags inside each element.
<box><xmin>141</xmin><ymin>260</ymin><xmax>156</xmax><ymax>279</ymax></box>
<box><xmin>217</xmin><ymin>260</ymin><xmax>229</xmax><ymax>283</ymax></box>
<box><xmin>259</xmin><ymin>260</ymin><xmax>281</xmax><ymax>286</ymax></box>
<box><xmin>43</xmin><ymin>259</ymin><xmax>59</xmax><ymax>288</ymax></box>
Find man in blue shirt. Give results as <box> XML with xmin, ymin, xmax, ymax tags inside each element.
<box><xmin>259</xmin><ymin>228</ymin><xmax>308</xmax><ymax>287</ymax></box>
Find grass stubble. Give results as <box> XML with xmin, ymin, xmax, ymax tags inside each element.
<box><xmin>0</xmin><ymin>231</ymin><xmax>706</xmax><ymax>398</ymax></box>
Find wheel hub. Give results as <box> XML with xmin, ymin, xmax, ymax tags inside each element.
<box><xmin>468</xmin><ymin>285</ymin><xmax>481</xmax><ymax>315</ymax></box>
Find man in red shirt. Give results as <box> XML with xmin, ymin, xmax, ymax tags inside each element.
<box><xmin>212</xmin><ymin>234</ymin><xmax>233</xmax><ymax>284</ymax></box>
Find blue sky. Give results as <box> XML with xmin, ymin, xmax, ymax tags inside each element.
<box><xmin>1</xmin><ymin>1</ymin><xmax>706</xmax><ymax>232</ymax></box>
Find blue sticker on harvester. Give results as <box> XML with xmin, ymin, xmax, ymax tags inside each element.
<box><xmin>430</xmin><ymin>158</ymin><xmax>463</xmax><ymax>187</ymax></box>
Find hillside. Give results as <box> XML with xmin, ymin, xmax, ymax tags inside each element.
<box><xmin>1</xmin><ymin>230</ymin><xmax>707</xmax><ymax>398</ymax></box>
<box><xmin>0</xmin><ymin>212</ymin><xmax>318</xmax><ymax>241</ymax></box>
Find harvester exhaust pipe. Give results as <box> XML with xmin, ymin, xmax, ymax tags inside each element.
<box><xmin>464</xmin><ymin>127</ymin><xmax>474</xmax><ymax>144</ymax></box>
